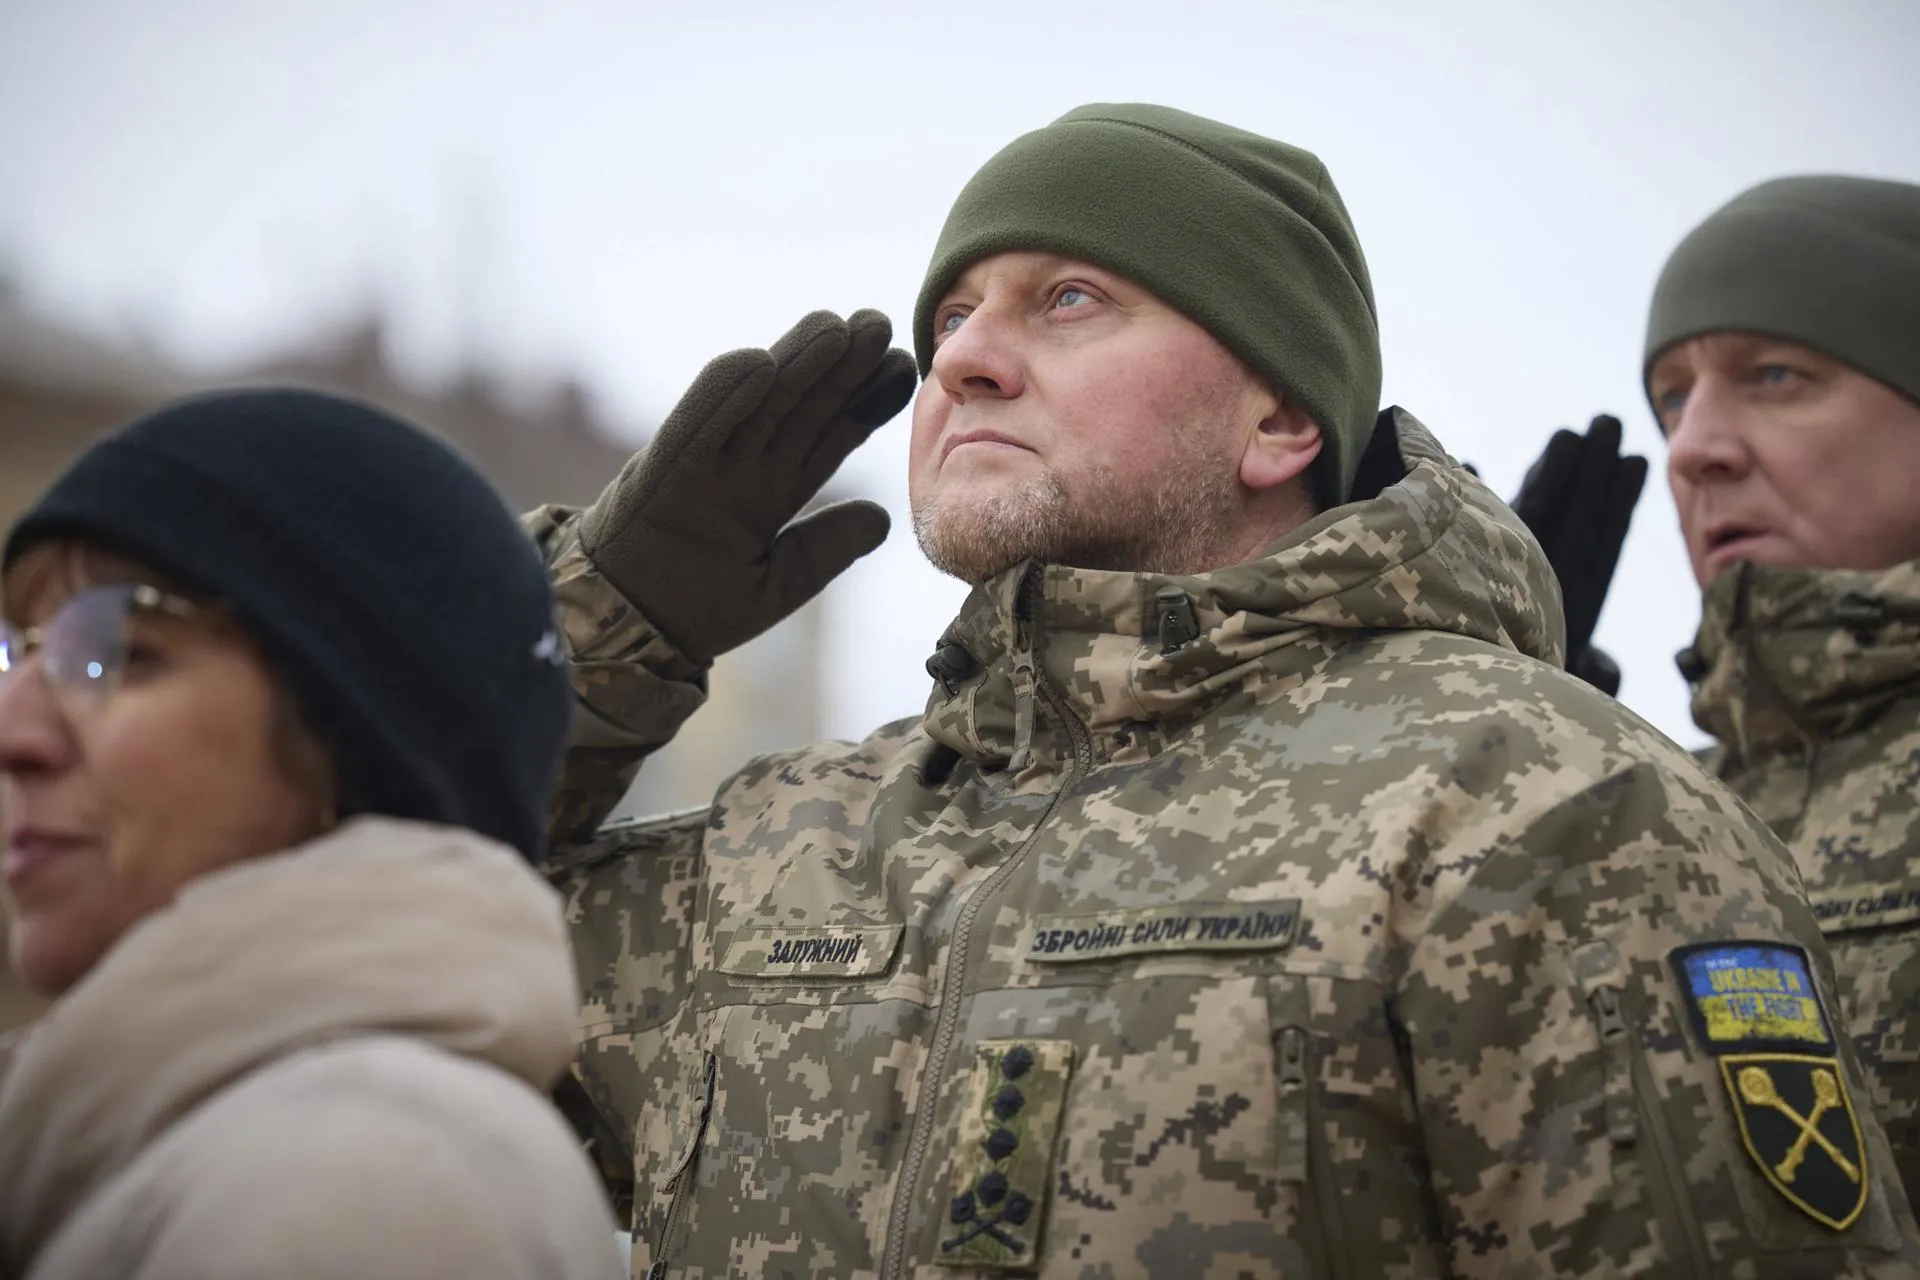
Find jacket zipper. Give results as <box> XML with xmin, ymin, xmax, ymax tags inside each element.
<box><xmin>1275</xmin><ymin>1023</ymin><xmax>1351</xmax><ymax>1280</ymax></box>
<box><xmin>646</xmin><ymin>1049</ymin><xmax>715</xmax><ymax>1280</ymax></box>
<box><xmin>1588</xmin><ymin>988</ymin><xmax>1638</xmax><ymax>1147</ymax></box>
<box><xmin>1275</xmin><ymin>1026</ymin><xmax>1309</xmax><ymax>1186</ymax></box>
<box><xmin>878</xmin><ymin>568</ymin><xmax>1093</xmax><ymax>1279</ymax></box>
<box><xmin>1593</xmin><ymin>987</ymin><xmax>1711</xmax><ymax>1277</ymax></box>
<box><xmin>1633</xmin><ymin>1051</ymin><xmax>1713</xmax><ymax>1275</ymax></box>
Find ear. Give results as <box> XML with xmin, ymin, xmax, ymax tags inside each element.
<box><xmin>1239</xmin><ymin>397</ymin><xmax>1323</xmax><ymax>493</ymax></box>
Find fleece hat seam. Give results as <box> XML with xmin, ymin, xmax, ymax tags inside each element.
<box><xmin>1053</xmin><ymin>115</ymin><xmax>1360</xmax><ymax>319</ymax></box>
<box><xmin>1060</xmin><ymin>115</ymin><xmax>1338</xmax><ymax>229</ymax></box>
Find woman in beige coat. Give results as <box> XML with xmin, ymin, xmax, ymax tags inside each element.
<box><xmin>0</xmin><ymin>390</ymin><xmax>622</xmax><ymax>1279</ymax></box>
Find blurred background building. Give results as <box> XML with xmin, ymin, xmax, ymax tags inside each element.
<box><xmin>0</xmin><ymin>282</ymin><xmax>833</xmax><ymax>1028</ymax></box>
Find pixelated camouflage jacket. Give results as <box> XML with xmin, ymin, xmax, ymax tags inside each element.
<box><xmin>532</xmin><ymin>409</ymin><xmax>1919</xmax><ymax>1279</ymax></box>
<box><xmin>1689</xmin><ymin>558</ymin><xmax>1920</xmax><ymax>1210</ymax></box>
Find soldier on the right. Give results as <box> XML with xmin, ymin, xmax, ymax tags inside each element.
<box><xmin>1539</xmin><ymin>173</ymin><xmax>1920</xmax><ymax>1211</ymax></box>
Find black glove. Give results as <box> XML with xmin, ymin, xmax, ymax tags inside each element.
<box><xmin>1508</xmin><ymin>414</ymin><xmax>1648</xmax><ymax>697</ymax></box>
<box><xmin>580</xmin><ymin>309</ymin><xmax>917</xmax><ymax>664</ymax></box>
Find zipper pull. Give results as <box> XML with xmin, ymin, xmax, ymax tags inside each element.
<box><xmin>1591</xmin><ymin>986</ymin><xmax>1628</xmax><ymax>1040</ymax></box>
<box><xmin>1007</xmin><ymin>566</ymin><xmax>1042</xmax><ymax>775</ymax></box>
<box><xmin>1276</xmin><ymin>1025</ymin><xmax>1309</xmax><ymax>1185</ymax></box>
<box><xmin>1008</xmin><ymin>650</ymin><xmax>1037</xmax><ymax>775</ymax></box>
<box><xmin>1278</xmin><ymin>1025</ymin><xmax>1307</xmax><ymax>1091</ymax></box>
<box><xmin>1589</xmin><ymin>987</ymin><xmax>1637</xmax><ymax>1147</ymax></box>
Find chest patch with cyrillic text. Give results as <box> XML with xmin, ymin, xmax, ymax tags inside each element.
<box><xmin>717</xmin><ymin>923</ymin><xmax>903</xmax><ymax>979</ymax></box>
<box><xmin>1810</xmin><ymin>881</ymin><xmax>1920</xmax><ymax>934</ymax></box>
<box><xmin>1025</xmin><ymin>901</ymin><xmax>1301</xmax><ymax>963</ymax></box>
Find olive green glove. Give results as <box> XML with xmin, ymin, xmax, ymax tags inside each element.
<box><xmin>580</xmin><ymin>309</ymin><xmax>916</xmax><ymax>664</ymax></box>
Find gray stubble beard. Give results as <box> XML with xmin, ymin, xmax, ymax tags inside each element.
<box><xmin>911</xmin><ymin>448</ymin><xmax>1248</xmax><ymax>584</ymax></box>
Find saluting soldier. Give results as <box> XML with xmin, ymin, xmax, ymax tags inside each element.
<box><xmin>533</xmin><ymin>106</ymin><xmax>1920</xmax><ymax>1277</ymax></box>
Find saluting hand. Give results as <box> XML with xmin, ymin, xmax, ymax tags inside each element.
<box><xmin>580</xmin><ymin>310</ymin><xmax>917</xmax><ymax>664</ymax></box>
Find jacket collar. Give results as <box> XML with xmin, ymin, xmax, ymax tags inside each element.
<box><xmin>1687</xmin><ymin>559</ymin><xmax>1920</xmax><ymax>756</ymax></box>
<box><xmin>921</xmin><ymin>407</ymin><xmax>1565</xmax><ymax>784</ymax></box>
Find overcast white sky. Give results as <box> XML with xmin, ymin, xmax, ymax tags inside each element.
<box><xmin>3</xmin><ymin>0</ymin><xmax>1917</xmax><ymax>748</ymax></box>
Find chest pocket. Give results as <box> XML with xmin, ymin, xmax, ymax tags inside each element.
<box><xmin>707</xmin><ymin>838</ymin><xmax>909</xmax><ymax>992</ymax></box>
<box><xmin>641</xmin><ymin>842</ymin><xmax>932</xmax><ymax>1277</ymax></box>
<box><xmin>925</xmin><ymin>920</ymin><xmax>1436</xmax><ymax>1279</ymax></box>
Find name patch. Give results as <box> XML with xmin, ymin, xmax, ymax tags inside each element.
<box><xmin>718</xmin><ymin>923</ymin><xmax>902</xmax><ymax>979</ymax></box>
<box><xmin>1026</xmin><ymin>901</ymin><xmax>1301</xmax><ymax>963</ymax></box>
<box><xmin>1670</xmin><ymin>941</ymin><xmax>1833</xmax><ymax>1054</ymax></box>
<box><xmin>1810</xmin><ymin>882</ymin><xmax>1920</xmax><ymax>935</ymax></box>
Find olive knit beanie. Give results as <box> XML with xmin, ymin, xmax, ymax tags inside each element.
<box><xmin>913</xmin><ymin>103</ymin><xmax>1382</xmax><ymax>506</ymax></box>
<box><xmin>1645</xmin><ymin>174</ymin><xmax>1920</xmax><ymax>408</ymax></box>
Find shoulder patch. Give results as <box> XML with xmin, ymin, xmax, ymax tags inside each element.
<box><xmin>1669</xmin><ymin>941</ymin><xmax>1832</xmax><ymax>1053</ymax></box>
<box><xmin>1670</xmin><ymin>942</ymin><xmax>1867</xmax><ymax>1230</ymax></box>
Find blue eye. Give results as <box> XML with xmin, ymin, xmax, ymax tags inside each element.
<box><xmin>1756</xmin><ymin>364</ymin><xmax>1802</xmax><ymax>385</ymax></box>
<box><xmin>940</xmin><ymin>312</ymin><xmax>966</xmax><ymax>335</ymax></box>
<box><xmin>1054</xmin><ymin>287</ymin><xmax>1092</xmax><ymax>308</ymax></box>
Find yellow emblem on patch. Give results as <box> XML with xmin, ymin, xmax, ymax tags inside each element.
<box><xmin>1721</xmin><ymin>1054</ymin><xmax>1868</xmax><ymax>1230</ymax></box>
<box><xmin>1671</xmin><ymin>941</ymin><xmax>1871</xmax><ymax>1231</ymax></box>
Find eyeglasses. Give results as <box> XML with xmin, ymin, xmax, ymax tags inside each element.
<box><xmin>0</xmin><ymin>583</ymin><xmax>216</xmax><ymax>714</ymax></box>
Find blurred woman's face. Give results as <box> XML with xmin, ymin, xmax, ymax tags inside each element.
<box><xmin>0</xmin><ymin>544</ymin><xmax>332</xmax><ymax>996</ymax></box>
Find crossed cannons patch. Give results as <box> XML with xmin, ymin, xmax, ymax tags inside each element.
<box><xmin>1671</xmin><ymin>942</ymin><xmax>1868</xmax><ymax>1229</ymax></box>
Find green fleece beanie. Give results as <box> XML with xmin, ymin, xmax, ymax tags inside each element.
<box><xmin>1645</xmin><ymin>174</ymin><xmax>1920</xmax><ymax>408</ymax></box>
<box><xmin>913</xmin><ymin>103</ymin><xmax>1381</xmax><ymax>506</ymax></box>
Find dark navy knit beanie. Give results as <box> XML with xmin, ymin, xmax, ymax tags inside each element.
<box><xmin>2</xmin><ymin>388</ymin><xmax>572</xmax><ymax>861</ymax></box>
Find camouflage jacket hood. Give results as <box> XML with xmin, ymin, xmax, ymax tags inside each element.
<box><xmin>1689</xmin><ymin>559</ymin><xmax>1920</xmax><ymax>759</ymax></box>
<box><xmin>923</xmin><ymin>407</ymin><xmax>1565</xmax><ymax>780</ymax></box>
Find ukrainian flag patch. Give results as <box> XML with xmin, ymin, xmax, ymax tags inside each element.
<box><xmin>1670</xmin><ymin>941</ymin><xmax>1832</xmax><ymax>1052</ymax></box>
<box><xmin>1671</xmin><ymin>942</ymin><xmax>1866</xmax><ymax>1230</ymax></box>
